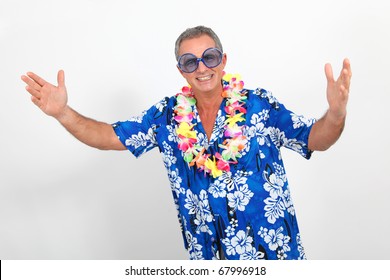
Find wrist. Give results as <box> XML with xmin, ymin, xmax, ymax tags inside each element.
<box><xmin>327</xmin><ymin>108</ymin><xmax>346</xmax><ymax>126</ymax></box>
<box><xmin>55</xmin><ymin>106</ymin><xmax>72</xmax><ymax>124</ymax></box>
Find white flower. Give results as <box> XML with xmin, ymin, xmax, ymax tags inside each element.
<box><xmin>125</xmin><ymin>131</ymin><xmax>149</xmax><ymax>148</ymax></box>
<box><xmin>184</xmin><ymin>190</ymin><xmax>199</xmax><ymax>215</ymax></box>
<box><xmin>277</xmin><ymin>249</ymin><xmax>287</xmax><ymax>260</ymax></box>
<box><xmin>198</xmin><ymin>190</ymin><xmax>213</xmax><ymax>223</ymax></box>
<box><xmin>168</xmin><ymin>169</ymin><xmax>184</xmax><ymax>197</ymax></box>
<box><xmin>240</xmin><ymin>246</ymin><xmax>265</xmax><ymax>260</ymax></box>
<box><xmin>257</xmin><ymin>226</ymin><xmax>268</xmax><ymax>238</ymax></box>
<box><xmin>222</xmin><ymin>230</ymin><xmax>253</xmax><ymax>256</ymax></box>
<box><xmin>283</xmin><ymin>189</ymin><xmax>295</xmax><ymax>216</ymax></box>
<box><xmin>184</xmin><ymin>190</ymin><xmax>213</xmax><ymax>234</ymax></box>
<box><xmin>226</xmin><ymin>174</ymin><xmax>254</xmax><ymax>212</ymax></box>
<box><xmin>211</xmin><ymin>111</ymin><xmax>226</xmax><ymax>141</ymax></box>
<box><xmin>263</xmin><ymin>173</ymin><xmax>284</xmax><ymax>199</ymax></box>
<box><xmin>208</xmin><ymin>180</ymin><xmax>227</xmax><ymax>198</ymax></box>
<box><xmin>162</xmin><ymin>141</ymin><xmax>177</xmax><ymax>168</ymax></box>
<box><xmin>185</xmin><ymin>231</ymin><xmax>204</xmax><ymax>260</ymax></box>
<box><xmin>227</xmin><ymin>190</ymin><xmax>250</xmax><ymax>212</ymax></box>
<box><xmin>267</xmin><ymin>127</ymin><xmax>286</xmax><ymax>149</ymax></box>
<box><xmin>263</xmin><ymin>227</ymin><xmax>285</xmax><ymax>251</ymax></box>
<box><xmin>291</xmin><ymin>113</ymin><xmax>315</xmax><ymax>129</ymax></box>
<box><xmin>284</xmin><ymin>139</ymin><xmax>306</xmax><ymax>155</ymax></box>
<box><xmin>224</xmin><ymin>225</ymin><xmax>235</xmax><ymax>237</ymax></box>
<box><xmin>190</xmin><ymin>251</ymin><xmax>204</xmax><ymax>260</ymax></box>
<box><xmin>239</xmin><ymin>184</ymin><xmax>254</xmax><ymax>200</ymax></box>
<box><xmin>166</xmin><ymin>124</ymin><xmax>177</xmax><ymax>143</ymax></box>
<box><xmin>248</xmin><ymin>113</ymin><xmax>269</xmax><ymax>146</ymax></box>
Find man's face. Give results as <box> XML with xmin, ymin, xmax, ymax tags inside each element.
<box><xmin>177</xmin><ymin>34</ymin><xmax>227</xmax><ymax>95</ymax></box>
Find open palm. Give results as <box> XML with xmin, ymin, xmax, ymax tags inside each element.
<box><xmin>21</xmin><ymin>70</ymin><xmax>68</xmax><ymax>118</ymax></box>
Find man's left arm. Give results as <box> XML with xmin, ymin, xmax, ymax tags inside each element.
<box><xmin>308</xmin><ymin>58</ymin><xmax>352</xmax><ymax>151</ymax></box>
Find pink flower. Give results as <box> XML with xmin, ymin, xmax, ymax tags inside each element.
<box><xmin>181</xmin><ymin>86</ymin><xmax>193</xmax><ymax>97</ymax></box>
<box><xmin>224</xmin><ymin>123</ymin><xmax>243</xmax><ymax>138</ymax></box>
<box><xmin>177</xmin><ymin>134</ymin><xmax>197</xmax><ymax>152</ymax></box>
<box><xmin>225</xmin><ymin>101</ymin><xmax>247</xmax><ymax>115</ymax></box>
<box><xmin>215</xmin><ymin>153</ymin><xmax>231</xmax><ymax>172</ymax></box>
<box><xmin>174</xmin><ymin>113</ymin><xmax>194</xmax><ymax>123</ymax></box>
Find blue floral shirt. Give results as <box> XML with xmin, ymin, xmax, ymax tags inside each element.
<box><xmin>112</xmin><ymin>86</ymin><xmax>316</xmax><ymax>260</ymax></box>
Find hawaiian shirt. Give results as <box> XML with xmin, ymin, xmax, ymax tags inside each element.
<box><xmin>112</xmin><ymin>86</ymin><xmax>316</xmax><ymax>260</ymax></box>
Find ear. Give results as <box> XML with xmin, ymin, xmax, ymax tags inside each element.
<box><xmin>221</xmin><ymin>53</ymin><xmax>227</xmax><ymax>68</ymax></box>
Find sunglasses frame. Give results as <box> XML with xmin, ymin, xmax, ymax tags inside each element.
<box><xmin>177</xmin><ymin>47</ymin><xmax>223</xmax><ymax>73</ymax></box>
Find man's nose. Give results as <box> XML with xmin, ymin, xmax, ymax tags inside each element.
<box><xmin>196</xmin><ymin>59</ymin><xmax>208</xmax><ymax>72</ymax></box>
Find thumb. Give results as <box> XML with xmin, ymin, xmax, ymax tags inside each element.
<box><xmin>324</xmin><ymin>63</ymin><xmax>334</xmax><ymax>84</ymax></box>
<box><xmin>57</xmin><ymin>69</ymin><xmax>65</xmax><ymax>88</ymax></box>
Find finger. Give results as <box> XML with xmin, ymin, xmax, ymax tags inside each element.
<box><xmin>341</xmin><ymin>68</ymin><xmax>351</xmax><ymax>90</ymax></box>
<box><xmin>340</xmin><ymin>59</ymin><xmax>352</xmax><ymax>89</ymax></box>
<box><xmin>339</xmin><ymin>84</ymin><xmax>350</xmax><ymax>101</ymax></box>
<box><xmin>25</xmin><ymin>85</ymin><xmax>42</xmax><ymax>99</ymax></box>
<box><xmin>343</xmin><ymin>58</ymin><xmax>352</xmax><ymax>78</ymax></box>
<box><xmin>31</xmin><ymin>96</ymin><xmax>42</xmax><ymax>107</ymax></box>
<box><xmin>26</xmin><ymin>72</ymin><xmax>48</xmax><ymax>87</ymax></box>
<box><xmin>57</xmin><ymin>70</ymin><xmax>65</xmax><ymax>88</ymax></box>
<box><xmin>21</xmin><ymin>75</ymin><xmax>42</xmax><ymax>91</ymax></box>
<box><xmin>324</xmin><ymin>63</ymin><xmax>334</xmax><ymax>84</ymax></box>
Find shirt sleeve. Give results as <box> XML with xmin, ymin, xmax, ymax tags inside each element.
<box><xmin>112</xmin><ymin>99</ymin><xmax>168</xmax><ymax>158</ymax></box>
<box><xmin>257</xmin><ymin>88</ymin><xmax>316</xmax><ymax>159</ymax></box>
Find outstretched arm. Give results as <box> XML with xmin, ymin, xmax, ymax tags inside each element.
<box><xmin>308</xmin><ymin>58</ymin><xmax>352</xmax><ymax>151</ymax></box>
<box><xmin>21</xmin><ymin>70</ymin><xmax>126</xmax><ymax>150</ymax></box>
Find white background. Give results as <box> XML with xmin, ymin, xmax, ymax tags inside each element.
<box><xmin>0</xmin><ymin>0</ymin><xmax>389</xmax><ymax>260</ymax></box>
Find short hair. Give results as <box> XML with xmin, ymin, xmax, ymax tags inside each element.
<box><xmin>174</xmin><ymin>25</ymin><xmax>223</xmax><ymax>61</ymax></box>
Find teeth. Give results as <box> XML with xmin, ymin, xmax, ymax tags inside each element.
<box><xmin>197</xmin><ymin>75</ymin><xmax>212</xmax><ymax>81</ymax></box>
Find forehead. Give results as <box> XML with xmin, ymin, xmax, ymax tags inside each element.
<box><xmin>179</xmin><ymin>34</ymin><xmax>216</xmax><ymax>56</ymax></box>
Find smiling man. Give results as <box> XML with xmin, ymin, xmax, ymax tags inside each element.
<box><xmin>21</xmin><ymin>25</ymin><xmax>351</xmax><ymax>260</ymax></box>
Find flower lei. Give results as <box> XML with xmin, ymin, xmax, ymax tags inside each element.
<box><xmin>174</xmin><ymin>74</ymin><xmax>247</xmax><ymax>178</ymax></box>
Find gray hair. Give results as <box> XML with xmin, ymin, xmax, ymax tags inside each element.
<box><xmin>174</xmin><ymin>25</ymin><xmax>223</xmax><ymax>61</ymax></box>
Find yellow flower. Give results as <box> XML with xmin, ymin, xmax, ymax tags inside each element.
<box><xmin>205</xmin><ymin>157</ymin><xmax>223</xmax><ymax>178</ymax></box>
<box><xmin>226</xmin><ymin>113</ymin><xmax>245</xmax><ymax>128</ymax></box>
<box><xmin>223</xmin><ymin>73</ymin><xmax>242</xmax><ymax>82</ymax></box>
<box><xmin>176</xmin><ymin>122</ymin><xmax>197</xmax><ymax>139</ymax></box>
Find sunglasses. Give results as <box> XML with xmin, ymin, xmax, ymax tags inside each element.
<box><xmin>177</xmin><ymin>48</ymin><xmax>223</xmax><ymax>73</ymax></box>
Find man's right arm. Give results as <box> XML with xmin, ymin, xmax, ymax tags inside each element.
<box><xmin>56</xmin><ymin>105</ymin><xmax>126</xmax><ymax>150</ymax></box>
<box><xmin>21</xmin><ymin>70</ymin><xmax>126</xmax><ymax>151</ymax></box>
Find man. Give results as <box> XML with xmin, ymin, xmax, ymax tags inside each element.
<box><xmin>21</xmin><ymin>26</ymin><xmax>352</xmax><ymax>260</ymax></box>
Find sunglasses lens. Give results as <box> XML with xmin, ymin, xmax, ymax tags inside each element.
<box><xmin>202</xmin><ymin>48</ymin><xmax>222</xmax><ymax>68</ymax></box>
<box><xmin>178</xmin><ymin>48</ymin><xmax>223</xmax><ymax>73</ymax></box>
<box><xmin>178</xmin><ymin>54</ymin><xmax>198</xmax><ymax>73</ymax></box>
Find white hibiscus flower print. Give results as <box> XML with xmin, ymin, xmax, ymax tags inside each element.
<box><xmin>227</xmin><ymin>184</ymin><xmax>254</xmax><ymax>212</ymax></box>
<box><xmin>263</xmin><ymin>173</ymin><xmax>284</xmax><ymax>199</ymax></box>
<box><xmin>125</xmin><ymin>130</ymin><xmax>150</xmax><ymax>148</ymax></box>
<box><xmin>208</xmin><ymin>180</ymin><xmax>227</xmax><ymax>198</ymax></box>
<box><xmin>291</xmin><ymin>113</ymin><xmax>315</xmax><ymax>129</ymax></box>
<box><xmin>262</xmin><ymin>226</ymin><xmax>290</xmax><ymax>252</ymax></box>
<box><xmin>240</xmin><ymin>246</ymin><xmax>265</xmax><ymax>260</ymax></box>
<box><xmin>162</xmin><ymin>141</ymin><xmax>177</xmax><ymax>168</ymax></box>
<box><xmin>222</xmin><ymin>230</ymin><xmax>253</xmax><ymax>256</ymax></box>
<box><xmin>168</xmin><ymin>168</ymin><xmax>184</xmax><ymax>197</ymax></box>
<box><xmin>184</xmin><ymin>190</ymin><xmax>213</xmax><ymax>234</ymax></box>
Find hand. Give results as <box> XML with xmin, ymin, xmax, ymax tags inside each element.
<box><xmin>325</xmin><ymin>58</ymin><xmax>352</xmax><ymax>121</ymax></box>
<box><xmin>21</xmin><ymin>70</ymin><xmax>68</xmax><ymax>119</ymax></box>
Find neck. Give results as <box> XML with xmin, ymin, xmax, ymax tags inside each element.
<box><xmin>193</xmin><ymin>87</ymin><xmax>224</xmax><ymax>113</ymax></box>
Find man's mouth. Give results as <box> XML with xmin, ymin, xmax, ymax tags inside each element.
<box><xmin>197</xmin><ymin>74</ymin><xmax>213</xmax><ymax>82</ymax></box>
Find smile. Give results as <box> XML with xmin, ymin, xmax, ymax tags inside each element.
<box><xmin>197</xmin><ymin>75</ymin><xmax>213</xmax><ymax>81</ymax></box>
